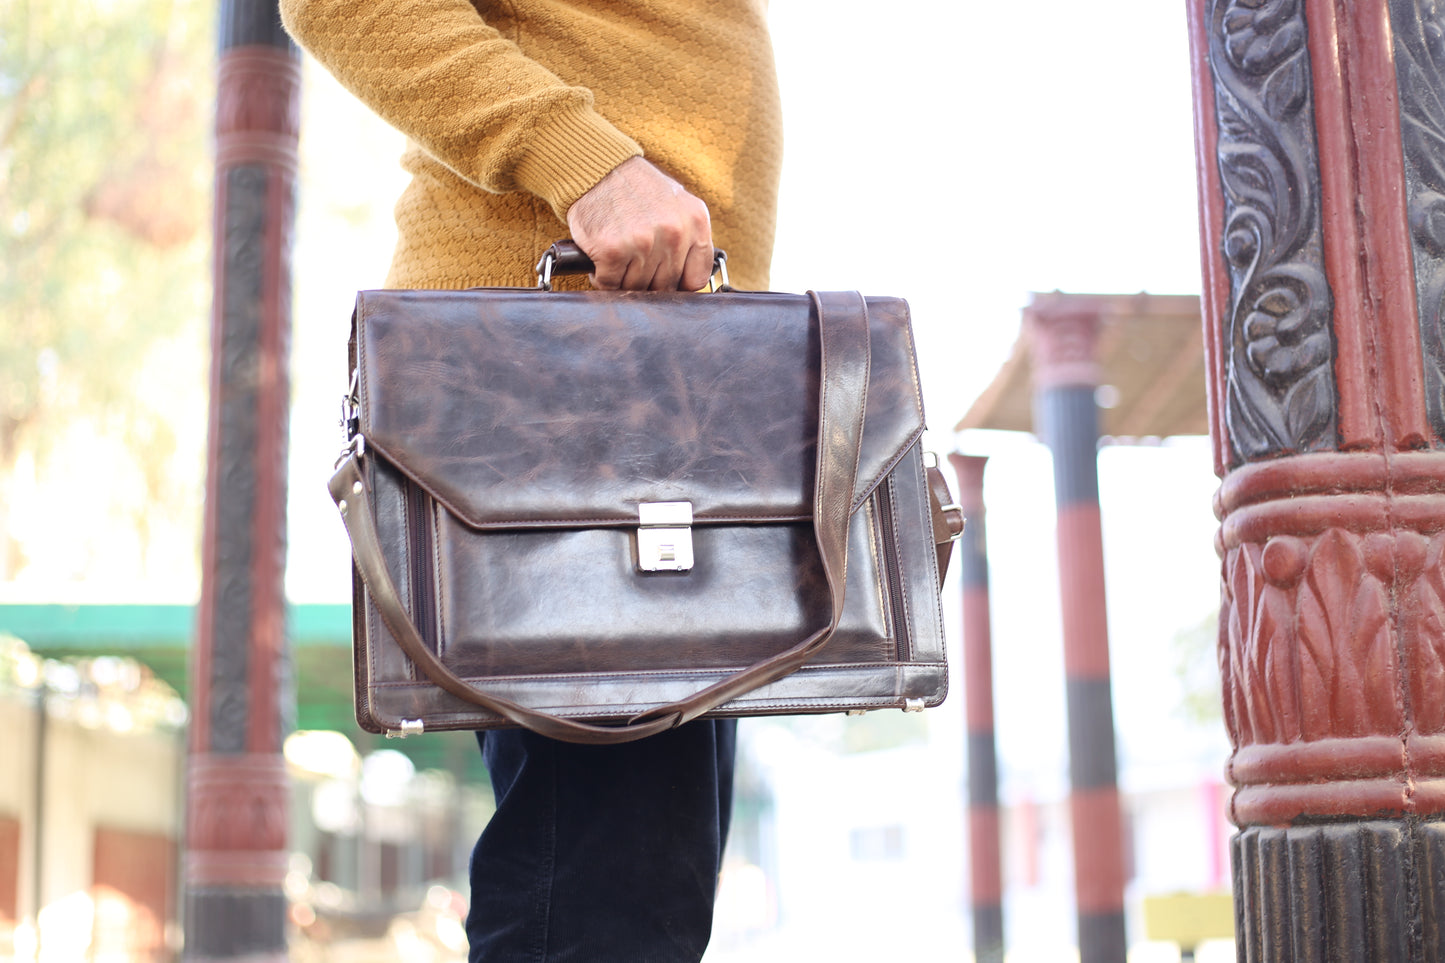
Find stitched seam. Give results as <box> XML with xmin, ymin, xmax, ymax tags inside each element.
<box><xmin>850</xmin><ymin>425</ymin><xmax>925</xmax><ymax>514</ymax></box>
<box><xmin>399</xmin><ymin>478</ymin><xmax>417</xmax><ymax>683</ymax></box>
<box><xmin>887</xmin><ymin>472</ymin><xmax>913</xmax><ymax>663</ymax></box>
<box><xmin>369</xmin><ymin>659</ymin><xmax>939</xmax><ymax>688</ymax></box>
<box><xmin>849</xmin><ymin>297</ymin><xmax>926</xmax><ymax>513</ymax></box>
<box><xmin>841</xmin><ymin>294</ymin><xmax>868</xmax><ymax>515</ymax></box>
<box><xmin>359</xmin><ymin>446</ymin><xmax>820</xmax><ymax>528</ymax></box>
<box><xmin>897</xmin><ymin>302</ymin><xmax>927</xmax><ymax>420</ymax></box>
<box><xmin>356</xmin><ymin>308</ymin><xmax>371</xmax><ymax>436</ymax></box>
<box><xmin>367</xmin><ymin>595</ymin><xmax>384</xmax><ymax>696</ymax></box>
<box><xmin>432</xmin><ymin>498</ymin><xmax>446</xmax><ymax>660</ymax></box>
<box><xmin>403</xmin><ymin>692</ymin><xmax>948</xmax><ymax>720</ymax></box>
<box><xmin>863</xmin><ymin>497</ymin><xmax>897</xmax><ymax>655</ymax></box>
<box><xmin>817</xmin><ymin>292</ymin><xmax>835</xmax><ymax>529</ymax></box>
<box><xmin>913</xmin><ymin>452</ymin><xmax>950</xmax><ymax>663</ymax></box>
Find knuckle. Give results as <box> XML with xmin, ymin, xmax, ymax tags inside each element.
<box><xmin>654</xmin><ymin>222</ymin><xmax>684</xmax><ymax>250</ymax></box>
<box><xmin>623</xmin><ymin>228</ymin><xmax>654</xmax><ymax>259</ymax></box>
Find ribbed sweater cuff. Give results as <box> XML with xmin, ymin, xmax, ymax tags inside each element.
<box><xmin>512</xmin><ymin>105</ymin><xmax>643</xmax><ymax>220</ymax></box>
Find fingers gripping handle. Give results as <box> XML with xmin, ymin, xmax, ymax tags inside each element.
<box><xmin>536</xmin><ymin>239</ymin><xmax>730</xmax><ymax>290</ymax></box>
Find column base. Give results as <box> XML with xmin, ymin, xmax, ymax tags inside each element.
<box><xmin>182</xmin><ymin>886</ymin><xmax>288</xmax><ymax>960</ymax></box>
<box><xmin>1233</xmin><ymin>818</ymin><xmax>1445</xmax><ymax>961</ymax></box>
<box><xmin>971</xmin><ymin>903</ymin><xmax>1004</xmax><ymax>963</ymax></box>
<box><xmin>1076</xmin><ymin>909</ymin><xmax>1127</xmax><ymax>963</ymax></box>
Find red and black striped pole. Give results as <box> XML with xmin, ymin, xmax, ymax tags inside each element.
<box><xmin>948</xmin><ymin>453</ymin><xmax>1005</xmax><ymax>963</ymax></box>
<box><xmin>184</xmin><ymin>2</ymin><xmax>300</xmax><ymax>959</ymax></box>
<box><xmin>1026</xmin><ymin>299</ymin><xmax>1128</xmax><ymax>963</ymax></box>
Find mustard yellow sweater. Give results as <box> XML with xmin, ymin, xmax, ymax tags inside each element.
<box><xmin>279</xmin><ymin>0</ymin><xmax>782</xmax><ymax>290</ymax></box>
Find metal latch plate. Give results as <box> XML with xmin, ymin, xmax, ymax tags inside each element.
<box><xmin>637</xmin><ymin>501</ymin><xmax>694</xmax><ymax>572</ymax></box>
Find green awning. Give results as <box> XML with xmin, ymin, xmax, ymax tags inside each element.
<box><xmin>0</xmin><ymin>603</ymin><xmax>487</xmax><ymax>782</ymax></box>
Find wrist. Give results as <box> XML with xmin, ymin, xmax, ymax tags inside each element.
<box><xmin>512</xmin><ymin>105</ymin><xmax>642</xmax><ymax>220</ymax></box>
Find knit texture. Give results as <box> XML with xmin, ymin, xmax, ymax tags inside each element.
<box><xmin>280</xmin><ymin>0</ymin><xmax>782</xmax><ymax>290</ymax></box>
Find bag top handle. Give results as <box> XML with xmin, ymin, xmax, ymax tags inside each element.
<box><xmin>534</xmin><ymin>239</ymin><xmax>731</xmax><ymax>291</ymax></box>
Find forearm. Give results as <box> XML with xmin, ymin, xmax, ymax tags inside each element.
<box><xmin>279</xmin><ymin>0</ymin><xmax>640</xmax><ymax>216</ymax></box>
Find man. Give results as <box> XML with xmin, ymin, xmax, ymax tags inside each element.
<box><xmin>279</xmin><ymin>1</ymin><xmax>782</xmax><ymax>958</ymax></box>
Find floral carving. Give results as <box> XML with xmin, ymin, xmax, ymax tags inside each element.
<box><xmin>1389</xmin><ymin>0</ymin><xmax>1445</xmax><ymax>437</ymax></box>
<box><xmin>1222</xmin><ymin>527</ymin><xmax>1402</xmax><ymax>749</ymax></box>
<box><xmin>1208</xmin><ymin>0</ymin><xmax>1337</xmax><ymax>461</ymax></box>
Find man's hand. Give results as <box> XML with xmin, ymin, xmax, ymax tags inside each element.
<box><xmin>566</xmin><ymin>157</ymin><xmax>714</xmax><ymax>291</ymax></box>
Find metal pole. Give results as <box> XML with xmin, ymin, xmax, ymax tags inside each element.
<box><xmin>183</xmin><ymin>2</ymin><xmax>299</xmax><ymax>958</ymax></box>
<box><xmin>1026</xmin><ymin>298</ymin><xmax>1128</xmax><ymax>963</ymax></box>
<box><xmin>948</xmin><ymin>453</ymin><xmax>1005</xmax><ymax>963</ymax></box>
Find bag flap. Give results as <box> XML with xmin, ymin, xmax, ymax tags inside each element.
<box><xmin>353</xmin><ymin>288</ymin><xmax>925</xmax><ymax>528</ymax></box>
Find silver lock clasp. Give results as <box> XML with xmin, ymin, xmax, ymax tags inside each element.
<box><xmin>637</xmin><ymin>501</ymin><xmax>694</xmax><ymax>572</ymax></box>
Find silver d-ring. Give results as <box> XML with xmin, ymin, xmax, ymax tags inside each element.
<box><xmin>534</xmin><ymin>251</ymin><xmax>556</xmax><ymax>291</ymax></box>
<box><xmin>711</xmin><ymin>250</ymin><xmax>732</xmax><ymax>292</ymax></box>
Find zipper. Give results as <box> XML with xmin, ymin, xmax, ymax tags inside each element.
<box><xmin>404</xmin><ymin>478</ymin><xmax>439</xmax><ymax>649</ymax></box>
<box><xmin>873</xmin><ymin>477</ymin><xmax>911</xmax><ymax>663</ymax></box>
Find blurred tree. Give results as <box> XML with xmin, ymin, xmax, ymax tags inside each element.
<box><xmin>1</xmin><ymin>0</ymin><xmax>213</xmax><ymax>581</ymax></box>
<box><xmin>1172</xmin><ymin>611</ymin><xmax>1223</xmax><ymax>727</ymax></box>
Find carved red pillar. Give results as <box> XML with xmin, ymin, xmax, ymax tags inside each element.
<box><xmin>185</xmin><ymin>2</ymin><xmax>299</xmax><ymax>958</ymax></box>
<box><xmin>1026</xmin><ymin>298</ymin><xmax>1129</xmax><ymax>963</ymax></box>
<box><xmin>1189</xmin><ymin>0</ymin><xmax>1445</xmax><ymax>957</ymax></box>
<box><xmin>949</xmin><ymin>453</ymin><xmax>1005</xmax><ymax>963</ymax></box>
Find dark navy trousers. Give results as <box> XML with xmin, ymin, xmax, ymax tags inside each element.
<box><xmin>466</xmin><ymin>719</ymin><xmax>736</xmax><ymax>962</ymax></box>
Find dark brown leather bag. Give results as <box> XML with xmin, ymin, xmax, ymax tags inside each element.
<box><xmin>329</xmin><ymin>253</ymin><xmax>962</xmax><ymax>745</ymax></box>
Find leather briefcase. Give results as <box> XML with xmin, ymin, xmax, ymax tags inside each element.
<box><xmin>329</xmin><ymin>248</ymin><xmax>962</xmax><ymax>744</ymax></box>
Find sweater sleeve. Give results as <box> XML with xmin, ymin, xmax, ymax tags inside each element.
<box><xmin>279</xmin><ymin>0</ymin><xmax>643</xmax><ymax>218</ymax></box>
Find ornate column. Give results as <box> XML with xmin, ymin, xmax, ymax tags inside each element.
<box><xmin>184</xmin><ymin>2</ymin><xmax>300</xmax><ymax>959</ymax></box>
<box><xmin>1189</xmin><ymin>0</ymin><xmax>1445</xmax><ymax>957</ymax></box>
<box><xmin>1026</xmin><ymin>298</ymin><xmax>1129</xmax><ymax>963</ymax></box>
<box><xmin>949</xmin><ymin>453</ymin><xmax>1006</xmax><ymax>963</ymax></box>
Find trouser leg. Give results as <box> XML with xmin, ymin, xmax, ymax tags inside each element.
<box><xmin>466</xmin><ymin>719</ymin><xmax>737</xmax><ymax>963</ymax></box>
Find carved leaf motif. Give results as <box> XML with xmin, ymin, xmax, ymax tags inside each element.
<box><xmin>1238</xmin><ymin>542</ymin><xmax>1291</xmax><ymax>744</ymax></box>
<box><xmin>1294</xmin><ymin>561</ymin><xmax>1334</xmax><ymax>741</ymax></box>
<box><xmin>1226</xmin><ymin>527</ymin><xmax>1413</xmax><ymax>749</ymax></box>
<box><xmin>1258</xmin><ymin>574</ymin><xmax>1300</xmax><ymax>742</ymax></box>
<box><xmin>1225</xmin><ymin>544</ymin><xmax>1262</xmax><ymax>746</ymax></box>
<box><xmin>1222</xmin><ymin>547</ymin><xmax>1244</xmax><ymax>742</ymax></box>
<box><xmin>1282</xmin><ymin>366</ymin><xmax>1336</xmax><ymax>445</ymax></box>
<box><xmin>1223</xmin><ymin>0</ymin><xmax>1305</xmax><ymax>73</ymax></box>
<box><xmin>1297</xmin><ymin>529</ymin><xmax>1399</xmax><ymax>738</ymax></box>
<box><xmin>1217</xmin><ymin>593</ymin><xmax>1243</xmax><ymax>749</ymax></box>
<box><xmin>1264</xmin><ymin>20</ymin><xmax>1307</xmax><ymax>67</ymax></box>
<box><xmin>1219</xmin><ymin>142</ymin><xmax>1285</xmax><ymax>248</ymax></box>
<box><xmin>1262</xmin><ymin>53</ymin><xmax>1309</xmax><ymax>118</ymax></box>
<box><xmin>1395</xmin><ymin>13</ymin><xmax>1445</xmax><ymax>189</ymax></box>
<box><xmin>1407</xmin><ymin>533</ymin><xmax>1445</xmax><ymax>733</ymax></box>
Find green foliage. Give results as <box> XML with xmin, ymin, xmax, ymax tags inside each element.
<box><xmin>1172</xmin><ymin>610</ymin><xmax>1223</xmax><ymax>726</ymax></box>
<box><xmin>1</xmin><ymin>0</ymin><xmax>214</xmax><ymax>575</ymax></box>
